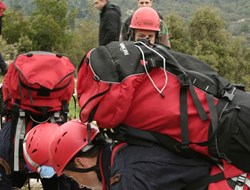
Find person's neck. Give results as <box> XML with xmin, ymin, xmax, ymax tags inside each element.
<box><xmin>90</xmin><ymin>181</ymin><xmax>102</xmax><ymax>190</ymax></box>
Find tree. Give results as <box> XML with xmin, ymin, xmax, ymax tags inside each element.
<box><xmin>0</xmin><ymin>36</ymin><xmax>17</xmax><ymax>61</ymax></box>
<box><xmin>2</xmin><ymin>9</ymin><xmax>29</xmax><ymax>44</ymax></box>
<box><xmin>188</xmin><ymin>7</ymin><xmax>232</xmax><ymax>73</ymax></box>
<box><xmin>164</xmin><ymin>13</ymin><xmax>189</xmax><ymax>53</ymax></box>
<box><xmin>187</xmin><ymin>6</ymin><xmax>250</xmax><ymax>89</ymax></box>
<box><xmin>189</xmin><ymin>6</ymin><xmax>226</xmax><ymax>44</ymax></box>
<box><xmin>60</xmin><ymin>19</ymin><xmax>98</xmax><ymax>65</ymax></box>
<box><xmin>29</xmin><ymin>15</ymin><xmax>62</xmax><ymax>51</ymax></box>
<box><xmin>28</xmin><ymin>0</ymin><xmax>71</xmax><ymax>51</ymax></box>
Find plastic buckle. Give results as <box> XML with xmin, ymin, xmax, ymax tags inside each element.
<box><xmin>115</xmin><ymin>125</ymin><xmax>128</xmax><ymax>142</ymax></box>
<box><xmin>174</xmin><ymin>142</ymin><xmax>190</xmax><ymax>153</ymax></box>
<box><xmin>179</xmin><ymin>74</ymin><xmax>190</xmax><ymax>88</ymax></box>
<box><xmin>180</xmin><ymin>142</ymin><xmax>190</xmax><ymax>151</ymax></box>
<box><xmin>236</xmin><ymin>174</ymin><xmax>246</xmax><ymax>186</ymax></box>
<box><xmin>19</xmin><ymin>110</ymin><xmax>25</xmax><ymax>119</ymax></box>
<box><xmin>54</xmin><ymin>112</ymin><xmax>60</xmax><ymax>119</ymax></box>
<box><xmin>222</xmin><ymin>87</ymin><xmax>236</xmax><ymax>101</ymax></box>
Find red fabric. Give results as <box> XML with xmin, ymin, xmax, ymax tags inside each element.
<box><xmin>209</xmin><ymin>164</ymin><xmax>250</xmax><ymax>190</ymax></box>
<box><xmin>78</xmin><ymin>52</ymin><xmax>218</xmax><ymax>157</ymax></box>
<box><xmin>3</xmin><ymin>53</ymin><xmax>75</xmax><ymax>114</ymax></box>
<box><xmin>0</xmin><ymin>1</ymin><xmax>6</xmax><ymax>16</ymax></box>
<box><xmin>222</xmin><ymin>160</ymin><xmax>246</xmax><ymax>178</ymax></box>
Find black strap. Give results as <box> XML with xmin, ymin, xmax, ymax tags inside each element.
<box><xmin>66</xmin><ymin>165</ymin><xmax>100</xmax><ymax>173</ymax></box>
<box><xmin>180</xmin><ymin>82</ymin><xmax>190</xmax><ymax>149</ymax></box>
<box><xmin>115</xmin><ymin>125</ymin><xmax>158</xmax><ymax>147</ymax></box>
<box><xmin>150</xmin><ymin>44</ymin><xmax>209</xmax><ymax>148</ymax></box>
<box><xmin>61</xmin><ymin>100</ymin><xmax>69</xmax><ymax>123</ymax></box>
<box><xmin>183</xmin><ymin>172</ymin><xmax>225</xmax><ymax>190</ymax></box>
<box><xmin>115</xmin><ymin>125</ymin><xmax>211</xmax><ymax>160</ymax></box>
<box><xmin>206</xmin><ymin>93</ymin><xmax>219</xmax><ymax>137</ymax></box>
<box><xmin>189</xmin><ymin>84</ymin><xmax>209</xmax><ymax>121</ymax></box>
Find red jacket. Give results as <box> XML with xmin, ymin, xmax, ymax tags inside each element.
<box><xmin>0</xmin><ymin>1</ymin><xmax>6</xmax><ymax>16</ymax></box>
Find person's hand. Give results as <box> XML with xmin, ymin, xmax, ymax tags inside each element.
<box><xmin>137</xmin><ymin>38</ymin><xmax>151</xmax><ymax>46</ymax></box>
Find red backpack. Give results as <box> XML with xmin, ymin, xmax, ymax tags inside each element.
<box><xmin>3</xmin><ymin>51</ymin><xmax>75</xmax><ymax>115</ymax></box>
<box><xmin>1</xmin><ymin>51</ymin><xmax>75</xmax><ymax>172</ymax></box>
<box><xmin>77</xmin><ymin>41</ymin><xmax>250</xmax><ymax>177</ymax></box>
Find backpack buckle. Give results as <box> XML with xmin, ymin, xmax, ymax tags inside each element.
<box><xmin>115</xmin><ymin>125</ymin><xmax>128</xmax><ymax>142</ymax></box>
<box><xmin>174</xmin><ymin>142</ymin><xmax>190</xmax><ymax>153</ymax></box>
<box><xmin>179</xmin><ymin>74</ymin><xmax>190</xmax><ymax>88</ymax></box>
<box><xmin>236</xmin><ymin>174</ymin><xmax>247</xmax><ymax>187</ymax></box>
<box><xmin>222</xmin><ymin>87</ymin><xmax>236</xmax><ymax>101</ymax></box>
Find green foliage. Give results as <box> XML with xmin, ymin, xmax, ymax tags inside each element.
<box><xmin>33</xmin><ymin>0</ymin><xmax>68</xmax><ymax>29</ymax></box>
<box><xmin>164</xmin><ymin>13</ymin><xmax>189</xmax><ymax>53</ymax></box>
<box><xmin>161</xmin><ymin>6</ymin><xmax>250</xmax><ymax>90</ymax></box>
<box><xmin>189</xmin><ymin>7</ymin><xmax>225</xmax><ymax>43</ymax></box>
<box><xmin>60</xmin><ymin>19</ymin><xmax>98</xmax><ymax>65</ymax></box>
<box><xmin>17</xmin><ymin>35</ymin><xmax>33</xmax><ymax>53</ymax></box>
<box><xmin>29</xmin><ymin>14</ymin><xmax>62</xmax><ymax>51</ymax></box>
<box><xmin>2</xmin><ymin>9</ymin><xmax>29</xmax><ymax>44</ymax></box>
<box><xmin>0</xmin><ymin>37</ymin><xmax>18</xmax><ymax>60</ymax></box>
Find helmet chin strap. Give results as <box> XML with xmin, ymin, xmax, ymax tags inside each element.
<box><xmin>66</xmin><ymin>165</ymin><xmax>102</xmax><ymax>182</ymax></box>
<box><xmin>66</xmin><ymin>154</ymin><xmax>102</xmax><ymax>182</ymax></box>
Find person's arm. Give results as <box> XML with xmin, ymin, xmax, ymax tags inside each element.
<box><xmin>102</xmin><ymin>10</ymin><xmax>121</xmax><ymax>45</ymax></box>
<box><xmin>0</xmin><ymin>2</ymin><xmax>6</xmax><ymax>16</ymax></box>
<box><xmin>120</xmin><ymin>15</ymin><xmax>132</xmax><ymax>41</ymax></box>
<box><xmin>158</xmin><ymin>19</ymin><xmax>171</xmax><ymax>48</ymax></box>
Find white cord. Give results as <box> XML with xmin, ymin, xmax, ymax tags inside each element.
<box><xmin>135</xmin><ymin>42</ymin><xmax>168</xmax><ymax>96</ymax></box>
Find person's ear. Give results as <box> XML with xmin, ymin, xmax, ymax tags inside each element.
<box><xmin>74</xmin><ymin>157</ymin><xmax>86</xmax><ymax>168</ymax></box>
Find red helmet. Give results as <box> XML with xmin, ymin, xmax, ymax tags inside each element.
<box><xmin>23</xmin><ymin>122</ymin><xmax>60</xmax><ymax>174</ymax></box>
<box><xmin>130</xmin><ymin>7</ymin><xmax>160</xmax><ymax>31</ymax></box>
<box><xmin>49</xmin><ymin>120</ymin><xmax>100</xmax><ymax>176</ymax></box>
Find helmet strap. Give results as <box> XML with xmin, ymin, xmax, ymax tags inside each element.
<box><xmin>128</xmin><ymin>29</ymin><xmax>134</xmax><ymax>41</ymax></box>
<box><xmin>66</xmin><ymin>152</ymin><xmax>102</xmax><ymax>181</ymax></box>
<box><xmin>66</xmin><ymin>165</ymin><xmax>99</xmax><ymax>173</ymax></box>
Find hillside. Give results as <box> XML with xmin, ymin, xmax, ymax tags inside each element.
<box><xmin>3</xmin><ymin>0</ymin><xmax>250</xmax><ymax>38</ymax></box>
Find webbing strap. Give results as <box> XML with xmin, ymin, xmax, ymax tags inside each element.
<box><xmin>189</xmin><ymin>84</ymin><xmax>208</xmax><ymax>121</ymax></box>
<box><xmin>183</xmin><ymin>172</ymin><xmax>225</xmax><ymax>190</ymax></box>
<box><xmin>206</xmin><ymin>93</ymin><xmax>219</xmax><ymax>137</ymax></box>
<box><xmin>184</xmin><ymin>169</ymin><xmax>250</xmax><ymax>190</ymax></box>
<box><xmin>180</xmin><ymin>85</ymin><xmax>189</xmax><ymax>147</ymax></box>
<box><xmin>14</xmin><ymin>110</ymin><xmax>25</xmax><ymax>171</ymax></box>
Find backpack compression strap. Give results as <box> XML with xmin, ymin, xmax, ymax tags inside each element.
<box><xmin>184</xmin><ymin>171</ymin><xmax>250</xmax><ymax>190</ymax></box>
<box><xmin>149</xmin><ymin>45</ymin><xmax>210</xmax><ymax>150</ymax></box>
<box><xmin>183</xmin><ymin>172</ymin><xmax>225</xmax><ymax>190</ymax></box>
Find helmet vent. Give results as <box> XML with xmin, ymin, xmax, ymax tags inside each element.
<box><xmin>62</xmin><ymin>132</ymin><xmax>67</xmax><ymax>136</ymax></box>
<box><xmin>31</xmin><ymin>149</ymin><xmax>37</xmax><ymax>154</ymax></box>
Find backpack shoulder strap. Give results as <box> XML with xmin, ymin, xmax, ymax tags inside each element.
<box><xmin>183</xmin><ymin>172</ymin><xmax>225</xmax><ymax>190</ymax></box>
<box><xmin>110</xmin><ymin>142</ymin><xmax>127</xmax><ymax>167</ymax></box>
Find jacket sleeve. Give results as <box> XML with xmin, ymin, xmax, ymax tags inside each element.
<box><xmin>120</xmin><ymin>15</ymin><xmax>132</xmax><ymax>41</ymax></box>
<box><xmin>102</xmin><ymin>10</ymin><xmax>120</xmax><ymax>45</ymax></box>
<box><xmin>158</xmin><ymin>19</ymin><xmax>171</xmax><ymax>47</ymax></box>
<box><xmin>0</xmin><ymin>2</ymin><xmax>6</xmax><ymax>11</ymax></box>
